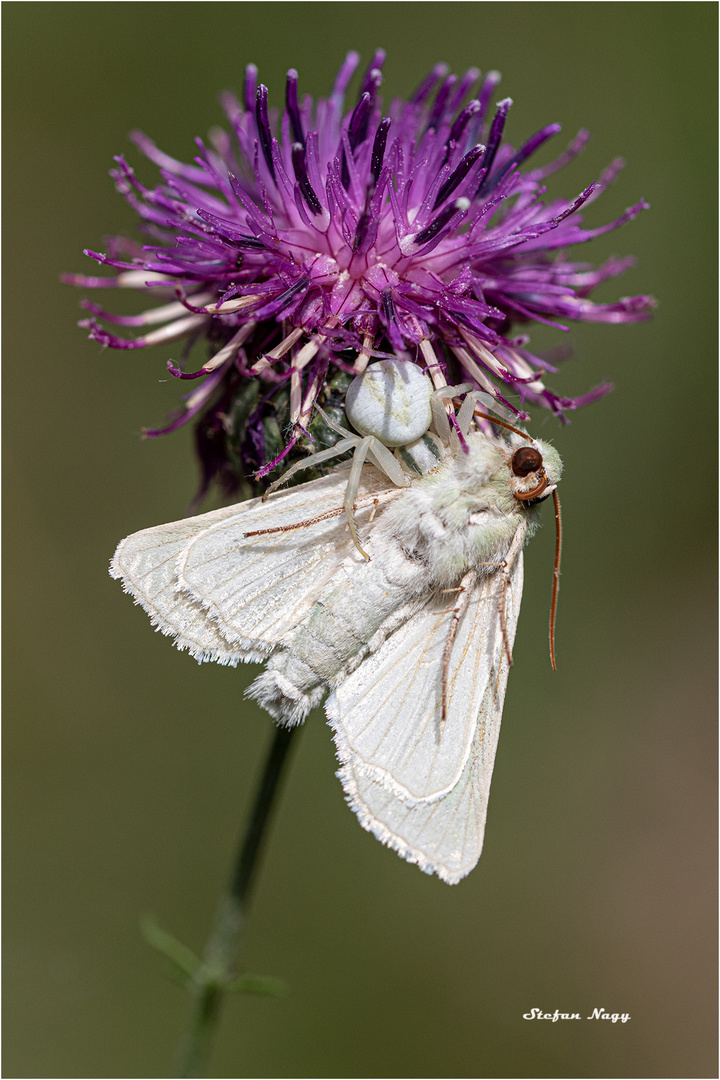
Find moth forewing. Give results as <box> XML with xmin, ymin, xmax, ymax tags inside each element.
<box><xmin>176</xmin><ymin>492</ymin><xmax>364</xmax><ymax>653</ymax></box>
<box><xmin>110</xmin><ymin>464</ymin><xmax>395</xmax><ymax>664</ymax></box>
<box><xmin>109</xmin><ymin>501</ymin><xmax>259</xmax><ymax>665</ymax></box>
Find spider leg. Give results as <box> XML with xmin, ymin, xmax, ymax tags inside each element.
<box><xmin>430</xmin><ymin>395</ymin><xmax>452</xmax><ymax>442</ymax></box>
<box><xmin>344</xmin><ymin>436</ymin><xmax>411</xmax><ymax>557</ymax></box>
<box><xmin>428</xmin><ymin>383</ymin><xmax>471</xmax><ymax>439</ymax></box>
<box><xmin>432</xmin><ymin>382</ymin><xmax>475</xmax><ymax>400</ymax></box>
<box><xmin>455</xmin><ymin>390</ymin><xmax>481</xmax><ymax>435</ymax></box>
<box><xmin>314</xmin><ymin>404</ymin><xmax>355</xmax><ymax>440</ymax></box>
<box><xmin>343</xmin><ymin>438</ymin><xmax>373</xmax><ymax>558</ymax></box>
<box><xmin>366</xmin><ymin>437</ymin><xmax>411</xmax><ymax>489</ymax></box>
<box><xmin>264</xmin><ymin>436</ymin><xmax>359</xmax><ymax>497</ymax></box>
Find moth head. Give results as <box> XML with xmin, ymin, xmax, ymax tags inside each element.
<box><xmin>472</xmin><ymin>409</ymin><xmax>563</xmax><ymax>501</ymax></box>
<box><xmin>509</xmin><ymin>438</ymin><xmax>562</xmax><ymax>503</ymax></box>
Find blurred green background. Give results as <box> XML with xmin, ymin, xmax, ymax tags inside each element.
<box><xmin>4</xmin><ymin>3</ymin><xmax>716</xmax><ymax>1077</ymax></box>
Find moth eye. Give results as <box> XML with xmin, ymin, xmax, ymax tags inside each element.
<box><xmin>511</xmin><ymin>446</ymin><xmax>543</xmax><ymax>477</ymax></box>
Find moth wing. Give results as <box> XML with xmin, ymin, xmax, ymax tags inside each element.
<box><xmin>110</xmin><ymin>500</ymin><xmax>261</xmax><ymax>665</ymax></box>
<box><xmin>328</xmin><ymin>541</ymin><xmax>524</xmax><ymax>883</ymax></box>
<box><xmin>171</xmin><ymin>466</ymin><xmax>395</xmax><ymax>656</ymax></box>
<box><xmin>328</xmin><ymin>537</ymin><xmax>524</xmax><ymax>804</ymax></box>
<box><xmin>340</xmin><ymin>673</ymin><xmax>514</xmax><ymax>884</ymax></box>
<box><xmin>111</xmin><ymin>467</ymin><xmax>393</xmax><ymax>664</ymax></box>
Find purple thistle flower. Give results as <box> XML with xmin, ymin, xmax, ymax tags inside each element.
<box><xmin>65</xmin><ymin>52</ymin><xmax>653</xmax><ymax>504</ymax></box>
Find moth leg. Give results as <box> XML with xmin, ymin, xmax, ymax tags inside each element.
<box><xmin>491</xmin><ymin>561</ymin><xmax>514</xmax><ymax>668</ymax></box>
<box><xmin>495</xmin><ymin>524</ymin><xmax>528</xmax><ymax>666</ymax></box>
<box><xmin>438</xmin><ymin>543</ymin><xmax>520</xmax><ymax>687</ymax></box>
<box><xmin>440</xmin><ymin>569</ymin><xmax>477</xmax><ymax>727</ymax></box>
<box><xmin>436</xmin><ymin>560</ymin><xmax>506</xmax><ymax>613</ymax></box>
<box><xmin>264</xmin><ymin>435</ymin><xmax>359</xmax><ymax>497</ymax></box>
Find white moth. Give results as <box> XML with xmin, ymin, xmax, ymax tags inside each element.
<box><xmin>111</xmin><ymin>359</ymin><xmax>562</xmax><ymax>884</ymax></box>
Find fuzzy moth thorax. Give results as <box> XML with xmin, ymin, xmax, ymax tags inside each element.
<box><xmin>376</xmin><ymin>434</ymin><xmax>520</xmax><ymax>587</ymax></box>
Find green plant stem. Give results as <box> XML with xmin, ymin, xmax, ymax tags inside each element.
<box><xmin>173</xmin><ymin>723</ymin><xmax>299</xmax><ymax>1078</ymax></box>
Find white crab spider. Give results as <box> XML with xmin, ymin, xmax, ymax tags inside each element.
<box><xmin>265</xmin><ymin>358</ymin><xmax>482</xmax><ymax>556</ymax></box>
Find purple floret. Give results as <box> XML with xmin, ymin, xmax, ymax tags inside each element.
<box><xmin>65</xmin><ymin>51</ymin><xmax>653</xmax><ymax>501</ymax></box>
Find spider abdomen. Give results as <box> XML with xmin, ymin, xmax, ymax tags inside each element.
<box><xmin>345</xmin><ymin>359</ymin><xmax>433</xmax><ymax>446</ymax></box>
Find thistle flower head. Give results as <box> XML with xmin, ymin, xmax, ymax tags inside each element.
<box><xmin>66</xmin><ymin>51</ymin><xmax>653</xmax><ymax>503</ymax></box>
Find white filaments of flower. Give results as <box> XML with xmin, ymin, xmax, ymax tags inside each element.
<box><xmin>265</xmin><ymin>359</ymin><xmax>477</xmax><ymax>557</ymax></box>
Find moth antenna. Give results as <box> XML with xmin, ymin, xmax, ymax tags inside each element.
<box><xmin>549</xmin><ymin>488</ymin><xmax>562</xmax><ymax>671</ymax></box>
<box><xmin>496</xmin><ymin>523</ymin><xmax>527</xmax><ymax>669</ymax></box>
<box><xmin>244</xmin><ymin>488</ymin><xmax>402</xmax><ymax>537</ymax></box>
<box><xmin>244</xmin><ymin>506</ymin><xmax>345</xmax><ymax>536</ymax></box>
<box><xmin>473</xmin><ymin>410</ymin><xmax>533</xmax><ymax>441</ymax></box>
